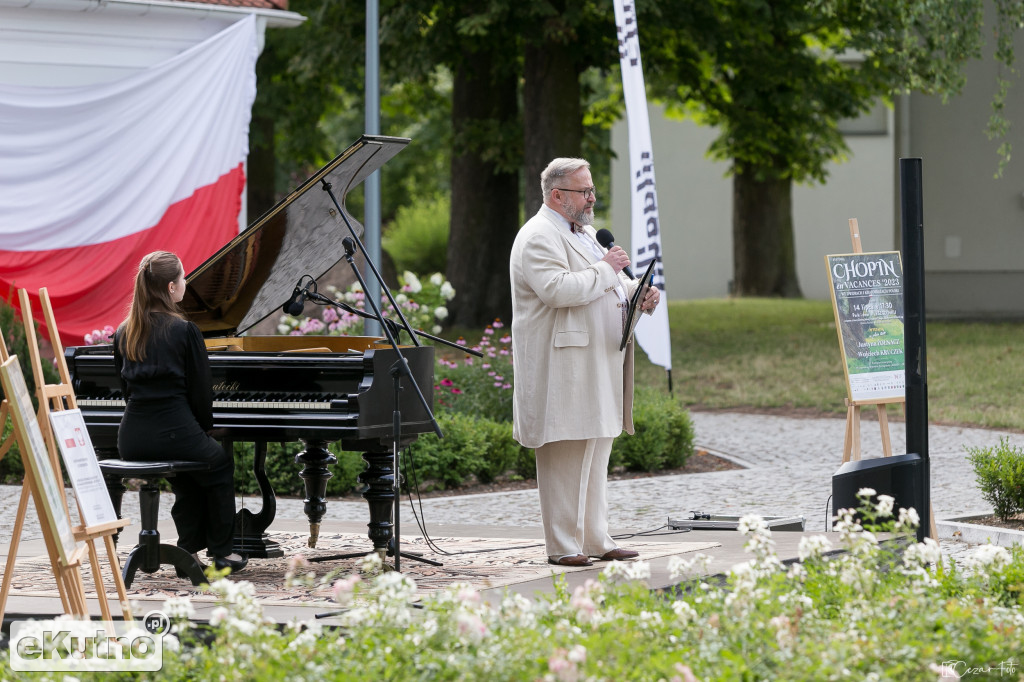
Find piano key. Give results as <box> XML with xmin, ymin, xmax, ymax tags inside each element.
<box><xmin>77</xmin><ymin>398</ymin><xmax>338</xmax><ymax>410</ymax></box>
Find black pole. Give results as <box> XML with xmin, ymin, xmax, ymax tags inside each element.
<box><xmin>899</xmin><ymin>158</ymin><xmax>930</xmax><ymax>543</ymax></box>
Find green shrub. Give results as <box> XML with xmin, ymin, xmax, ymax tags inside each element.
<box><xmin>611</xmin><ymin>389</ymin><xmax>695</xmax><ymax>472</ymax></box>
<box><xmin>511</xmin><ymin>439</ymin><xmax>537</xmax><ymax>480</ymax></box>
<box><xmin>402</xmin><ymin>412</ymin><xmax>491</xmax><ymax>490</ymax></box>
<box><xmin>230</xmin><ymin>441</ymin><xmax>365</xmax><ymax>500</ymax></box>
<box><xmin>382</xmin><ymin>193</ymin><xmax>450</xmax><ymax>275</ymax></box>
<box><xmin>0</xmin><ymin>418</ymin><xmax>22</xmax><ymax>484</ymax></box>
<box><xmin>227</xmin><ymin>413</ymin><xmax>531</xmax><ymax>498</ymax></box>
<box><xmin>0</xmin><ymin>296</ymin><xmax>61</xmax><ymax>483</ymax></box>
<box><xmin>469</xmin><ymin>418</ymin><xmax>521</xmax><ymax>484</ymax></box>
<box><xmin>225</xmin><ymin>334</ymin><xmax>693</xmax><ymax>496</ymax></box>
<box><xmin>967</xmin><ymin>437</ymin><xmax>1024</xmax><ymax>520</ymax></box>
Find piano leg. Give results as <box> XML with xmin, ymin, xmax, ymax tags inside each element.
<box><xmin>358</xmin><ymin>447</ymin><xmax>397</xmax><ymax>556</ymax></box>
<box><xmin>233</xmin><ymin>440</ymin><xmax>284</xmax><ymax>559</ymax></box>
<box><xmin>296</xmin><ymin>439</ymin><xmax>336</xmax><ymax>548</ymax></box>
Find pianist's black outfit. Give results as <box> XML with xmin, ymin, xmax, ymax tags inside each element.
<box><xmin>113</xmin><ymin>314</ymin><xmax>236</xmax><ymax>559</ymax></box>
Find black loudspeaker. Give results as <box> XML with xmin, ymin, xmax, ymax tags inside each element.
<box><xmin>832</xmin><ymin>453</ymin><xmax>924</xmax><ymax>525</ymax></box>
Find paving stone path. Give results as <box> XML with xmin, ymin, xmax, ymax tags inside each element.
<box><xmin>4</xmin><ymin>412</ymin><xmax>1020</xmax><ymax>564</ymax></box>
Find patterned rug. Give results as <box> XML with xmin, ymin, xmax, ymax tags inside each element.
<box><xmin>2</xmin><ymin>531</ymin><xmax>719</xmax><ymax>607</ymax></box>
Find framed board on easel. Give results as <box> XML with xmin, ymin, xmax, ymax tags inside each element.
<box><xmin>0</xmin><ymin>354</ymin><xmax>89</xmax><ymax>619</ymax></box>
<box><xmin>826</xmin><ymin>220</ymin><xmax>936</xmax><ymax>538</ymax></box>
<box><xmin>826</xmin><ymin>219</ymin><xmax>905</xmax><ymax>464</ymax></box>
<box><xmin>0</xmin><ymin>288</ymin><xmax>132</xmax><ymax>622</ymax></box>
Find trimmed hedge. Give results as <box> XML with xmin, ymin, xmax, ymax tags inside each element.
<box><xmin>230</xmin><ymin>391</ymin><xmax>694</xmax><ymax>498</ymax></box>
<box><xmin>967</xmin><ymin>437</ymin><xmax>1024</xmax><ymax>520</ymax></box>
<box><xmin>611</xmin><ymin>388</ymin><xmax>695</xmax><ymax>472</ymax></box>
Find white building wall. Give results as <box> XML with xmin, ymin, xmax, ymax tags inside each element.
<box><xmin>611</xmin><ymin>104</ymin><xmax>895</xmax><ymax>302</ymax></box>
<box><xmin>906</xmin><ymin>29</ymin><xmax>1024</xmax><ymax>318</ymax></box>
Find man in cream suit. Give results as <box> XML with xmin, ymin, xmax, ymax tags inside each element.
<box><xmin>510</xmin><ymin>157</ymin><xmax>661</xmax><ymax>567</ymax></box>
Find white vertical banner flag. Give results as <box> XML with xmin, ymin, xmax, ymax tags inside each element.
<box><xmin>613</xmin><ymin>0</ymin><xmax>672</xmax><ymax>371</ymax></box>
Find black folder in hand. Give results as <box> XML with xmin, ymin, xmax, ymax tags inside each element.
<box><xmin>619</xmin><ymin>258</ymin><xmax>658</xmax><ymax>351</ymax></box>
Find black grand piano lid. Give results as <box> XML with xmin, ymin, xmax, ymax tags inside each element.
<box><xmin>180</xmin><ymin>135</ymin><xmax>410</xmax><ymax>337</ymax></box>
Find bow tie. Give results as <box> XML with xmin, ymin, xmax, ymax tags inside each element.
<box><xmin>570</xmin><ymin>223</ymin><xmax>583</xmax><ymax>234</ymax></box>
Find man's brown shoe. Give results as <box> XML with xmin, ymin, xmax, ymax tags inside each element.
<box><xmin>548</xmin><ymin>554</ymin><xmax>594</xmax><ymax>567</ymax></box>
<box><xmin>596</xmin><ymin>548</ymin><xmax>639</xmax><ymax>561</ymax></box>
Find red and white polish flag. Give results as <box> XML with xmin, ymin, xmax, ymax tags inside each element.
<box><xmin>0</xmin><ymin>16</ymin><xmax>258</xmax><ymax>348</ymax></box>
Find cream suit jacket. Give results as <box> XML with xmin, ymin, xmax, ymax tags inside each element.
<box><xmin>510</xmin><ymin>206</ymin><xmax>636</xmax><ymax>449</ymax></box>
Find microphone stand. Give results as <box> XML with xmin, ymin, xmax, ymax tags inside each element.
<box><xmin>303</xmin><ymin>288</ymin><xmax>481</xmax><ymax>620</ymax></box>
<box><xmin>308</xmin><ymin>179</ymin><xmax>442</xmax><ymax>573</ymax></box>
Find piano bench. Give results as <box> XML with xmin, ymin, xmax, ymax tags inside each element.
<box><xmin>98</xmin><ymin>459</ymin><xmax>212</xmax><ymax>588</ymax></box>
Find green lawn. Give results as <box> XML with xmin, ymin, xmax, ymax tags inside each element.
<box><xmin>629</xmin><ymin>298</ymin><xmax>1024</xmax><ymax>431</ymax></box>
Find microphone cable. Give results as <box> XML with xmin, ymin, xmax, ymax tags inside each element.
<box><xmin>400</xmin><ymin>446</ymin><xmax>690</xmax><ymax>556</ymax></box>
<box><xmin>401</xmin><ymin>445</ymin><xmax>546</xmax><ymax>556</ymax></box>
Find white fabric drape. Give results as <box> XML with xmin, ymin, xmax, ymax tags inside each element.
<box><xmin>0</xmin><ymin>16</ymin><xmax>257</xmax><ymax>347</ymax></box>
<box><xmin>0</xmin><ymin>14</ymin><xmax>257</xmax><ymax>251</ymax></box>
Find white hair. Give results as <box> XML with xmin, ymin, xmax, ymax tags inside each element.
<box><xmin>540</xmin><ymin>158</ymin><xmax>590</xmax><ymax>199</ymax></box>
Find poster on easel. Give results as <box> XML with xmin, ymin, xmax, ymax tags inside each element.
<box><xmin>49</xmin><ymin>409</ymin><xmax>118</xmax><ymax>528</ymax></box>
<box><xmin>825</xmin><ymin>251</ymin><xmax>905</xmax><ymax>402</ymax></box>
<box><xmin>0</xmin><ymin>357</ymin><xmax>78</xmax><ymax>564</ymax></box>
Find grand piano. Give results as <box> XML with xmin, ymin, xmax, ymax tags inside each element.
<box><xmin>65</xmin><ymin>135</ymin><xmax>436</xmax><ymax>559</ymax></box>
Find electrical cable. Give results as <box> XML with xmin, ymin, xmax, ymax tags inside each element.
<box><xmin>401</xmin><ymin>446</ymin><xmax>546</xmax><ymax>555</ymax></box>
<box><xmin>400</xmin><ymin>446</ymin><xmax>690</xmax><ymax>556</ymax></box>
<box><xmin>612</xmin><ymin>527</ymin><xmax>692</xmax><ymax>540</ymax></box>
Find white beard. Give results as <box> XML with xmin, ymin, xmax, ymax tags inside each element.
<box><xmin>559</xmin><ymin>197</ymin><xmax>594</xmax><ymax>226</ymax></box>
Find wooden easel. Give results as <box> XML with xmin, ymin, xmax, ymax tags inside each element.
<box><xmin>839</xmin><ymin>220</ymin><xmax>936</xmax><ymax>538</ymax></box>
<box><xmin>840</xmin><ymin>219</ymin><xmax>904</xmax><ymax>464</ymax></box>
<box><xmin>0</xmin><ymin>344</ymin><xmax>87</xmax><ymax>620</ymax></box>
<box><xmin>0</xmin><ymin>289</ymin><xmax>132</xmax><ymax>622</ymax></box>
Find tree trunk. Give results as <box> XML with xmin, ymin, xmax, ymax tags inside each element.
<box><xmin>523</xmin><ymin>42</ymin><xmax>583</xmax><ymax>218</ymax></box>
<box><xmin>446</xmin><ymin>56</ymin><xmax>519</xmax><ymax>328</ymax></box>
<box><xmin>246</xmin><ymin>111</ymin><xmax>276</xmax><ymax>224</ymax></box>
<box><xmin>732</xmin><ymin>169</ymin><xmax>802</xmax><ymax>297</ymax></box>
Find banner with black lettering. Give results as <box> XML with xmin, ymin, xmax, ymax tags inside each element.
<box><xmin>613</xmin><ymin>0</ymin><xmax>671</xmax><ymax>371</ymax></box>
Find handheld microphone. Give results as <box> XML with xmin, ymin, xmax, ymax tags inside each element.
<box><xmin>283</xmin><ymin>278</ymin><xmax>311</xmax><ymax>316</ymax></box>
<box><xmin>595</xmin><ymin>229</ymin><xmax>634</xmax><ymax>279</ymax></box>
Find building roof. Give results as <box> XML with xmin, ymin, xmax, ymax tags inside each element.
<box><xmin>170</xmin><ymin>0</ymin><xmax>289</xmax><ymax>10</ymax></box>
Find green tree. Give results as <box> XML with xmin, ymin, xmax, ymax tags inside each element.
<box><xmin>521</xmin><ymin>1</ymin><xmax>619</xmax><ymax>217</ymax></box>
<box><xmin>248</xmin><ymin>0</ymin><xmax>366</xmax><ymax>220</ymax></box>
<box><xmin>383</xmin><ymin>1</ymin><xmax>626</xmax><ymax>327</ymax></box>
<box><xmin>642</xmin><ymin>0</ymin><xmax>1021</xmax><ymax>297</ymax></box>
<box><xmin>250</xmin><ymin>1</ymin><xmax>453</xmax><ymax>224</ymax></box>
<box><xmin>383</xmin><ymin>1</ymin><xmax>522</xmax><ymax>327</ymax></box>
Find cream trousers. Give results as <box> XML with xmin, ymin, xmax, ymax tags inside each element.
<box><xmin>535</xmin><ymin>437</ymin><xmax>618</xmax><ymax>559</ymax></box>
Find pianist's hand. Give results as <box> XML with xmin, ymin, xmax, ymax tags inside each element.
<box><xmin>206</xmin><ymin>427</ymin><xmax>229</xmax><ymax>439</ymax></box>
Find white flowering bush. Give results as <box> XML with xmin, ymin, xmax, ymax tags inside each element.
<box><xmin>278</xmin><ymin>271</ymin><xmax>455</xmax><ymax>338</ymax></box>
<box><xmin>18</xmin><ymin>500</ymin><xmax>1024</xmax><ymax>681</ymax></box>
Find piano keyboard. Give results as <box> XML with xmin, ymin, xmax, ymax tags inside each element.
<box><xmin>77</xmin><ymin>398</ymin><xmax>339</xmax><ymax>411</ymax></box>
